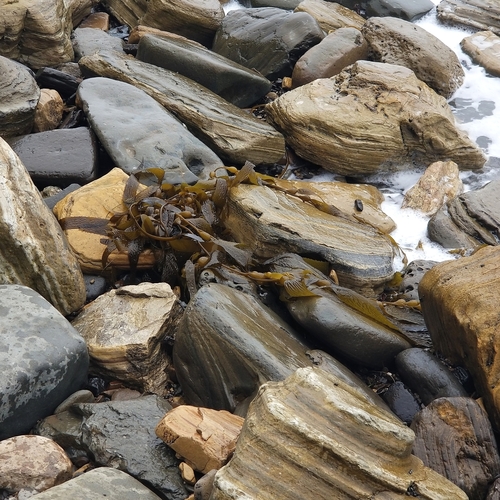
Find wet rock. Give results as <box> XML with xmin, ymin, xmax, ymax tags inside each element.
<box><xmin>402</xmin><ymin>161</ymin><xmax>463</xmax><ymax>215</ymax></box>
<box><xmin>411</xmin><ymin>397</ymin><xmax>500</xmax><ymax>500</ymax></box>
<box><xmin>362</xmin><ymin>17</ymin><xmax>464</xmax><ymax>98</ymax></box>
<box><xmin>33</xmin><ymin>88</ymin><xmax>64</xmax><ymax>132</ymax></box>
<box><xmin>35</xmin><ymin>67</ymin><xmax>81</xmax><ymax>100</ymax></box>
<box><xmin>427</xmin><ymin>208</ymin><xmax>480</xmax><ymax>250</ymax></box>
<box><xmin>266</xmin><ymin>61</ymin><xmax>486</xmax><ymax>176</ymax></box>
<box><xmin>43</xmin><ymin>183</ymin><xmax>80</xmax><ymax>210</ymax></box>
<box><xmin>6</xmin><ymin>127</ymin><xmax>98</xmax><ymax>188</ymax></box>
<box><xmin>366</xmin><ymin>0</ymin><xmax>434</xmax><ymax>21</ymax></box>
<box><xmin>437</xmin><ymin>0</ymin><xmax>500</xmax><ymax>36</ymax></box>
<box><xmin>72</xmin><ymin>27</ymin><xmax>124</xmax><ymax>61</ymax></box>
<box><xmin>461</xmin><ymin>31</ymin><xmax>500</xmax><ymax>78</ymax></box>
<box><xmin>100</xmin><ymin>0</ymin><xmax>147</xmax><ymax>29</ymax></box>
<box><xmin>35</xmin><ymin>396</ymin><xmax>188</xmax><ymax>500</ymax></box>
<box><xmin>382</xmin><ymin>381</ymin><xmax>421</xmax><ymax>425</ymax></box>
<box><xmin>0</xmin><ymin>284</ymin><xmax>89</xmax><ymax>440</ymax></box>
<box><xmin>212</xmin><ymin>8</ymin><xmax>324</xmax><ymax>80</ymax></box>
<box><xmin>54</xmin><ymin>390</ymin><xmax>95</xmax><ymax>414</ymax></box>
<box><xmin>0</xmin><ymin>138</ymin><xmax>86</xmax><ymax>314</ymax></box>
<box><xmin>194</xmin><ymin>469</ymin><xmax>216</xmax><ymax>500</ymax></box>
<box><xmin>136</xmin><ymin>33</ymin><xmax>271</xmax><ymax>108</ymax></box>
<box><xmin>291</xmin><ymin>28</ymin><xmax>369</xmax><ymax>88</ymax></box>
<box><xmin>30</xmin><ymin>467</ymin><xmax>163</xmax><ymax>499</ymax></box>
<box><xmin>83</xmin><ymin>274</ymin><xmax>108</xmax><ymax>301</ymax></box>
<box><xmin>128</xmin><ymin>25</ymin><xmax>189</xmax><ymax>44</ymax></box>
<box><xmin>78</xmin><ymin>50</ymin><xmax>285</xmax><ymax>165</ymax></box>
<box><xmin>0</xmin><ymin>55</ymin><xmax>40</xmax><ymax>137</ymax></box>
<box><xmin>419</xmin><ymin>246</ymin><xmax>500</xmax><ymax>428</ymax></box>
<box><xmin>71</xmin><ymin>282</ymin><xmax>178</xmax><ymax>395</ymax></box>
<box><xmin>0</xmin><ymin>435</ymin><xmax>73</xmax><ymax>497</ymax></box>
<box><xmin>76</xmin><ymin>77</ymin><xmax>223</xmax><ymax>181</ymax></box>
<box><xmin>155</xmin><ymin>406</ymin><xmax>244</xmax><ymax>473</ymax></box>
<box><xmin>211</xmin><ymin>367</ymin><xmax>468</xmax><ymax>500</ymax></box>
<box><xmin>488</xmin><ymin>478</ymin><xmax>500</xmax><ymax>500</ymax></box>
<box><xmin>398</xmin><ymin>260</ymin><xmax>437</xmax><ymax>301</ymax></box>
<box><xmin>251</xmin><ymin>0</ymin><xmax>301</xmax><ymax>7</ymax></box>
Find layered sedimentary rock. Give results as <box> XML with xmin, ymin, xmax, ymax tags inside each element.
<box><xmin>437</xmin><ymin>0</ymin><xmax>500</xmax><ymax>36</ymax></box>
<box><xmin>294</xmin><ymin>0</ymin><xmax>365</xmax><ymax>32</ymax></box>
<box><xmin>461</xmin><ymin>31</ymin><xmax>500</xmax><ymax>77</ymax></box>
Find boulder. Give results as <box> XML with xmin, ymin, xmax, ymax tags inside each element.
<box><xmin>76</xmin><ymin>77</ymin><xmax>223</xmax><ymax>181</ymax></box>
<box><xmin>100</xmin><ymin>0</ymin><xmax>148</xmax><ymax>28</ymax></box>
<box><xmin>362</xmin><ymin>17</ymin><xmax>464</xmax><ymax>98</ymax></box>
<box><xmin>211</xmin><ymin>367</ymin><xmax>468</xmax><ymax>499</ymax></box>
<box><xmin>437</xmin><ymin>0</ymin><xmax>500</xmax><ymax>36</ymax></box>
<box><xmin>427</xmin><ymin>208</ymin><xmax>480</xmax><ymax>250</ymax></box>
<box><xmin>266</xmin><ymin>61</ymin><xmax>486</xmax><ymax>176</ymax></box>
<box><xmin>382</xmin><ymin>381</ymin><xmax>422</xmax><ymax>425</ymax></box>
<box><xmin>33</xmin><ymin>88</ymin><xmax>64</xmax><ymax>133</ymax></box>
<box><xmin>461</xmin><ymin>31</ymin><xmax>500</xmax><ymax>77</ymax></box>
<box><xmin>366</xmin><ymin>0</ymin><xmax>434</xmax><ymax>21</ymax></box>
<box><xmin>294</xmin><ymin>0</ymin><xmax>365</xmax><ymax>32</ymax></box>
<box><xmin>78</xmin><ymin>11</ymin><xmax>110</xmax><ymax>30</ymax></box>
<box><xmin>35</xmin><ymin>66</ymin><xmax>81</xmax><ymax>99</ymax></box>
<box><xmin>72</xmin><ymin>27</ymin><xmax>124</xmax><ymax>61</ymax></box>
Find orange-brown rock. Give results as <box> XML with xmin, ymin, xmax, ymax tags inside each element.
<box><xmin>79</xmin><ymin>12</ymin><xmax>110</xmax><ymax>30</ymax></box>
<box><xmin>33</xmin><ymin>89</ymin><xmax>64</xmax><ymax>132</ymax></box>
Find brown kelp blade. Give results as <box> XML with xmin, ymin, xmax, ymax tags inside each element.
<box><xmin>59</xmin><ymin>216</ymin><xmax>109</xmax><ymax>235</ymax></box>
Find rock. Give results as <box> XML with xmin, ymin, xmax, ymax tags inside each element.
<box><xmin>54</xmin><ymin>390</ymin><xmax>95</xmax><ymax>414</ymax></box>
<box><xmin>71</xmin><ymin>282</ymin><xmax>178</xmax><ymax>395</ymax></box>
<box><xmin>0</xmin><ymin>284</ymin><xmax>89</xmax><ymax>440</ymax></box>
<box><xmin>128</xmin><ymin>25</ymin><xmax>183</xmax><ymax>44</ymax></box>
<box><xmin>411</xmin><ymin>397</ymin><xmax>500</xmax><ymax>500</ymax></box>
<box><xmin>136</xmin><ymin>33</ymin><xmax>271</xmax><ymax>108</ymax></box>
<box><xmin>179</xmin><ymin>462</ymin><xmax>196</xmax><ymax>485</ymax></box>
<box><xmin>382</xmin><ymin>381</ymin><xmax>421</xmax><ymax>425</ymax></box>
<box><xmin>76</xmin><ymin>77</ymin><xmax>223</xmax><ymax>181</ymax></box>
<box><xmin>0</xmin><ymin>55</ymin><xmax>40</xmax><ymax>137</ymax></box>
<box><xmin>155</xmin><ymin>406</ymin><xmax>244</xmax><ymax>473</ymax></box>
<box><xmin>0</xmin><ymin>435</ymin><xmax>73</xmax><ymax>497</ymax></box>
<box><xmin>397</xmin><ymin>260</ymin><xmax>437</xmax><ymax>301</ymax></box>
<box><xmin>72</xmin><ymin>27</ymin><xmax>124</xmax><ymax>61</ymax></box>
<box><xmin>35</xmin><ymin>67</ymin><xmax>81</xmax><ymax>99</ymax></box>
<box><xmin>362</xmin><ymin>17</ymin><xmax>464</xmax><ymax>98</ymax></box>
<box><xmin>212</xmin><ymin>8</ymin><xmax>324</xmax><ymax>80</ymax></box>
<box><xmin>35</xmin><ymin>396</ymin><xmax>188</xmax><ymax>500</ymax></box>
<box><xmin>291</xmin><ymin>28</ymin><xmax>369</xmax><ymax>88</ymax></box>
<box><xmin>266</xmin><ymin>61</ymin><xmax>486</xmax><ymax>176</ymax></box>
<box><xmin>294</xmin><ymin>0</ymin><xmax>365</xmax><ymax>32</ymax></box>
<box><xmin>43</xmin><ymin>183</ymin><xmax>80</xmax><ymax>210</ymax></box>
<box><xmin>33</xmin><ymin>88</ymin><xmax>64</xmax><ymax>132</ymax></box>
<box><xmin>488</xmin><ymin>478</ymin><xmax>500</xmax><ymax>500</ymax></box>
<box><xmin>83</xmin><ymin>274</ymin><xmax>108</xmax><ymax>301</ymax></box>
<box><xmin>211</xmin><ymin>367</ymin><xmax>468</xmax><ymax>500</ymax></box>
<box><xmin>224</xmin><ymin>183</ymin><xmax>400</xmax><ymax>293</ymax></box>
<box><xmin>6</xmin><ymin>127</ymin><xmax>98</xmax><ymax>188</ymax></box>
<box><xmin>30</xmin><ymin>467</ymin><xmax>163</xmax><ymax>499</ymax></box>
<box><xmin>461</xmin><ymin>31</ymin><xmax>500</xmax><ymax>78</ymax></box>
<box><xmin>194</xmin><ymin>469</ymin><xmax>216</xmax><ymax>500</ymax></box>
<box><xmin>427</xmin><ymin>208</ymin><xmax>480</xmax><ymax>250</ymax></box>
<box><xmin>0</xmin><ymin>138</ymin><xmax>86</xmax><ymax>314</ymax></box>
<box><xmin>78</xmin><ymin>50</ymin><xmax>285</xmax><ymax>166</ymax></box>
<box><xmin>419</xmin><ymin>246</ymin><xmax>500</xmax><ymax>429</ymax></box>
<box><xmin>366</xmin><ymin>0</ymin><xmax>434</xmax><ymax>21</ymax></box>
<box><xmin>402</xmin><ymin>161</ymin><xmax>463</xmax><ymax>215</ymax></box>
<box><xmin>78</xmin><ymin>11</ymin><xmax>110</xmax><ymax>30</ymax></box>
<box><xmin>437</xmin><ymin>0</ymin><xmax>500</xmax><ymax>36</ymax></box>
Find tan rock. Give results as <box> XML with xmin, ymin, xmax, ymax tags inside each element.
<box><xmin>71</xmin><ymin>282</ymin><xmax>178</xmax><ymax>394</ymax></box>
<box><xmin>156</xmin><ymin>405</ymin><xmax>244</xmax><ymax>474</ymax></box>
<box><xmin>79</xmin><ymin>12</ymin><xmax>110</xmax><ymax>30</ymax></box>
<box><xmin>0</xmin><ymin>435</ymin><xmax>73</xmax><ymax>496</ymax></box>
<box><xmin>179</xmin><ymin>462</ymin><xmax>196</xmax><ymax>485</ymax></box>
<box><xmin>33</xmin><ymin>89</ymin><xmax>64</xmax><ymax>132</ymax></box>
<box><xmin>128</xmin><ymin>25</ymin><xmax>205</xmax><ymax>46</ymax></box>
<box><xmin>211</xmin><ymin>367</ymin><xmax>468</xmax><ymax>500</ymax></box>
<box><xmin>402</xmin><ymin>161</ymin><xmax>463</xmax><ymax>215</ymax></box>
<box><xmin>461</xmin><ymin>31</ymin><xmax>500</xmax><ymax>77</ymax></box>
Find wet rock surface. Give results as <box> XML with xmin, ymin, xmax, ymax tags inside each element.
<box><xmin>437</xmin><ymin>0</ymin><xmax>500</xmax><ymax>36</ymax></box>
<box><xmin>294</xmin><ymin>0</ymin><xmax>365</xmax><ymax>32</ymax></box>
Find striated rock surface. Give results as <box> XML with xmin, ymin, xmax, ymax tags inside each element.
<box><xmin>437</xmin><ymin>0</ymin><xmax>500</xmax><ymax>36</ymax></box>
<box><xmin>365</xmin><ymin>0</ymin><xmax>434</xmax><ymax>20</ymax></box>
<box><xmin>100</xmin><ymin>0</ymin><xmax>148</xmax><ymax>29</ymax></box>
<box><xmin>266</xmin><ymin>61</ymin><xmax>486</xmax><ymax>176</ymax></box>
<box><xmin>461</xmin><ymin>31</ymin><xmax>500</xmax><ymax>78</ymax></box>
<box><xmin>211</xmin><ymin>367</ymin><xmax>468</xmax><ymax>500</ymax></box>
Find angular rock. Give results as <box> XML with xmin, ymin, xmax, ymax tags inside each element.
<box><xmin>155</xmin><ymin>406</ymin><xmax>244</xmax><ymax>473</ymax></box>
<box><xmin>78</xmin><ymin>50</ymin><xmax>285</xmax><ymax>165</ymax></box>
<box><xmin>211</xmin><ymin>367</ymin><xmax>468</xmax><ymax>500</ymax></box>
<box><xmin>0</xmin><ymin>284</ymin><xmax>89</xmax><ymax>440</ymax></box>
<box><xmin>427</xmin><ymin>208</ymin><xmax>480</xmax><ymax>250</ymax></box>
<box><xmin>76</xmin><ymin>77</ymin><xmax>223</xmax><ymax>181</ymax></box>
<box><xmin>0</xmin><ymin>138</ymin><xmax>86</xmax><ymax>313</ymax></box>
<box><xmin>78</xmin><ymin>11</ymin><xmax>110</xmax><ymax>30</ymax></box>
<box><xmin>194</xmin><ymin>469</ymin><xmax>216</xmax><ymax>500</ymax></box>
<box><xmin>0</xmin><ymin>55</ymin><xmax>40</xmax><ymax>137</ymax></box>
<box><xmin>397</xmin><ymin>260</ymin><xmax>437</xmax><ymax>301</ymax></box>
<box><xmin>6</xmin><ymin>127</ymin><xmax>98</xmax><ymax>188</ymax></box>
<box><xmin>43</xmin><ymin>183</ymin><xmax>80</xmax><ymax>211</ymax></box>
<box><xmin>100</xmin><ymin>0</ymin><xmax>148</xmax><ymax>28</ymax></box>
<box><xmin>35</xmin><ymin>66</ymin><xmax>82</xmax><ymax>99</ymax></box>
<box><xmin>266</xmin><ymin>61</ymin><xmax>486</xmax><ymax>176</ymax></box>
<box><xmin>362</xmin><ymin>17</ymin><xmax>464</xmax><ymax>98</ymax></box>
<box><xmin>402</xmin><ymin>160</ymin><xmax>463</xmax><ymax>215</ymax></box>
<box><xmin>212</xmin><ymin>8</ymin><xmax>324</xmax><ymax>80</ymax></box>
<box><xmin>128</xmin><ymin>24</ymin><xmax>191</xmax><ymax>44</ymax></box>
<box><xmin>411</xmin><ymin>397</ymin><xmax>500</xmax><ymax>500</ymax></box>
<box><xmin>437</xmin><ymin>0</ymin><xmax>500</xmax><ymax>36</ymax></box>
<box><xmin>366</xmin><ymin>0</ymin><xmax>434</xmax><ymax>21</ymax></box>
<box><xmin>30</xmin><ymin>468</ymin><xmax>162</xmax><ymax>499</ymax></box>
<box><xmin>0</xmin><ymin>435</ymin><xmax>73</xmax><ymax>497</ymax></box>
<box><xmin>382</xmin><ymin>381</ymin><xmax>421</xmax><ymax>425</ymax></box>
<box><xmin>461</xmin><ymin>31</ymin><xmax>500</xmax><ymax>78</ymax></box>
<box><xmin>419</xmin><ymin>246</ymin><xmax>500</xmax><ymax>428</ymax></box>
<box><xmin>72</xmin><ymin>27</ymin><xmax>124</xmax><ymax>61</ymax></box>
<box><xmin>291</xmin><ymin>28</ymin><xmax>369</xmax><ymax>88</ymax></box>
<box><xmin>32</xmin><ymin>89</ymin><xmax>63</xmax><ymax>133</ymax></box>
<box><xmin>136</xmin><ymin>33</ymin><xmax>271</xmax><ymax>108</ymax></box>
<box><xmin>71</xmin><ymin>282</ymin><xmax>178</xmax><ymax>395</ymax></box>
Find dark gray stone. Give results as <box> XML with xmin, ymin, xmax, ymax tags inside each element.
<box><xmin>366</xmin><ymin>0</ymin><xmax>434</xmax><ymax>21</ymax></box>
<box><xmin>0</xmin><ymin>284</ymin><xmax>89</xmax><ymax>440</ymax></box>
<box><xmin>72</xmin><ymin>27</ymin><xmax>124</xmax><ymax>61</ymax></box>
<box><xmin>43</xmin><ymin>183</ymin><xmax>81</xmax><ymax>210</ymax></box>
<box><xmin>6</xmin><ymin>128</ymin><xmax>98</xmax><ymax>188</ymax></box>
<box><xmin>382</xmin><ymin>381</ymin><xmax>421</xmax><ymax>424</ymax></box>
<box><xmin>35</xmin><ymin>67</ymin><xmax>81</xmax><ymax>100</ymax></box>
<box><xmin>427</xmin><ymin>207</ymin><xmax>479</xmax><ymax>250</ymax></box>
<box><xmin>398</xmin><ymin>260</ymin><xmax>438</xmax><ymax>301</ymax></box>
<box><xmin>84</xmin><ymin>274</ymin><xmax>108</xmax><ymax>301</ymax></box>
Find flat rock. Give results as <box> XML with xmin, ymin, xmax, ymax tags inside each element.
<box><xmin>76</xmin><ymin>77</ymin><xmax>223</xmax><ymax>181</ymax></box>
<box><xmin>78</xmin><ymin>11</ymin><xmax>110</xmax><ymax>30</ymax></box>
<box><xmin>366</xmin><ymin>0</ymin><xmax>434</xmax><ymax>21</ymax></box>
<box><xmin>437</xmin><ymin>0</ymin><xmax>500</xmax><ymax>36</ymax></box>
<box><xmin>211</xmin><ymin>367</ymin><xmax>468</xmax><ymax>500</ymax></box>
<box><xmin>266</xmin><ymin>61</ymin><xmax>486</xmax><ymax>176</ymax></box>
<box><xmin>0</xmin><ymin>138</ymin><xmax>86</xmax><ymax>314</ymax></box>
<box><xmin>362</xmin><ymin>17</ymin><xmax>464</xmax><ymax>98</ymax></box>
<box><xmin>0</xmin><ymin>284</ymin><xmax>89</xmax><ymax>440</ymax></box>
<box><xmin>78</xmin><ymin>49</ymin><xmax>285</xmax><ymax>165</ymax></box>
<box><xmin>294</xmin><ymin>0</ymin><xmax>365</xmax><ymax>32</ymax></box>
<box><xmin>72</xmin><ymin>27</ymin><xmax>124</xmax><ymax>61</ymax></box>
<box><xmin>461</xmin><ymin>31</ymin><xmax>500</xmax><ymax>77</ymax></box>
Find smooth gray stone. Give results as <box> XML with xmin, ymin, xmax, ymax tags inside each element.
<box><xmin>0</xmin><ymin>284</ymin><xmax>89</xmax><ymax>440</ymax></box>
<box><xmin>73</xmin><ymin>27</ymin><xmax>124</xmax><ymax>61</ymax></box>
<box><xmin>76</xmin><ymin>77</ymin><xmax>223</xmax><ymax>182</ymax></box>
<box><xmin>212</xmin><ymin>8</ymin><xmax>324</xmax><ymax>80</ymax></box>
<box><xmin>395</xmin><ymin>348</ymin><xmax>468</xmax><ymax>405</ymax></box>
<box><xmin>250</xmin><ymin>0</ymin><xmax>302</xmax><ymax>9</ymax></box>
<box><xmin>382</xmin><ymin>381</ymin><xmax>421</xmax><ymax>424</ymax></box>
<box><xmin>30</xmin><ymin>467</ymin><xmax>162</xmax><ymax>499</ymax></box>
<box><xmin>427</xmin><ymin>207</ymin><xmax>479</xmax><ymax>250</ymax></box>
<box><xmin>54</xmin><ymin>390</ymin><xmax>95</xmax><ymax>414</ymax></box>
<box><xmin>366</xmin><ymin>0</ymin><xmax>434</xmax><ymax>21</ymax></box>
<box><xmin>6</xmin><ymin>128</ymin><xmax>98</xmax><ymax>188</ymax></box>
<box><xmin>83</xmin><ymin>274</ymin><xmax>108</xmax><ymax>301</ymax></box>
<box><xmin>136</xmin><ymin>34</ymin><xmax>271</xmax><ymax>108</ymax></box>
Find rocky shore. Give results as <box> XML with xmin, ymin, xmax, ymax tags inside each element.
<box><xmin>1</xmin><ymin>0</ymin><xmax>500</xmax><ymax>498</ymax></box>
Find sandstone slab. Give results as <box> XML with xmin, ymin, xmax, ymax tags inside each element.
<box><xmin>366</xmin><ymin>0</ymin><xmax>434</xmax><ymax>21</ymax></box>
<box><xmin>33</xmin><ymin>88</ymin><xmax>64</xmax><ymax>132</ymax></box>
<box><xmin>72</xmin><ymin>27</ymin><xmax>124</xmax><ymax>61</ymax></box>
<box><xmin>461</xmin><ymin>31</ymin><xmax>500</xmax><ymax>78</ymax></box>
<box><xmin>437</xmin><ymin>0</ymin><xmax>500</xmax><ymax>36</ymax></box>
<box><xmin>78</xmin><ymin>11</ymin><xmax>110</xmax><ymax>30</ymax></box>
<box><xmin>100</xmin><ymin>0</ymin><xmax>148</xmax><ymax>29</ymax></box>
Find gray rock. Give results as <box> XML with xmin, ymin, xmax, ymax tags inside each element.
<box><xmin>72</xmin><ymin>27</ymin><xmax>124</xmax><ymax>61</ymax></box>
<box><xmin>382</xmin><ymin>381</ymin><xmax>421</xmax><ymax>425</ymax></box>
<box><xmin>427</xmin><ymin>208</ymin><xmax>479</xmax><ymax>250</ymax></box>
<box><xmin>398</xmin><ymin>260</ymin><xmax>438</xmax><ymax>301</ymax></box>
<box><xmin>136</xmin><ymin>34</ymin><xmax>271</xmax><ymax>108</ymax></box>
<box><xmin>43</xmin><ymin>183</ymin><xmax>81</xmax><ymax>210</ymax></box>
<box><xmin>76</xmin><ymin>77</ymin><xmax>223</xmax><ymax>182</ymax></box>
<box><xmin>30</xmin><ymin>467</ymin><xmax>163</xmax><ymax>499</ymax></box>
<box><xmin>6</xmin><ymin>128</ymin><xmax>98</xmax><ymax>188</ymax></box>
<box><xmin>212</xmin><ymin>8</ymin><xmax>324</xmax><ymax>80</ymax></box>
<box><xmin>437</xmin><ymin>0</ymin><xmax>500</xmax><ymax>36</ymax></box>
<box><xmin>366</xmin><ymin>0</ymin><xmax>434</xmax><ymax>21</ymax></box>
<box><xmin>83</xmin><ymin>274</ymin><xmax>108</xmax><ymax>301</ymax></box>
<box><xmin>0</xmin><ymin>55</ymin><xmax>40</xmax><ymax>137</ymax></box>
<box><xmin>54</xmin><ymin>390</ymin><xmax>95</xmax><ymax>414</ymax></box>
<box><xmin>0</xmin><ymin>284</ymin><xmax>89</xmax><ymax>440</ymax></box>
<box><xmin>251</xmin><ymin>0</ymin><xmax>302</xmax><ymax>8</ymax></box>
